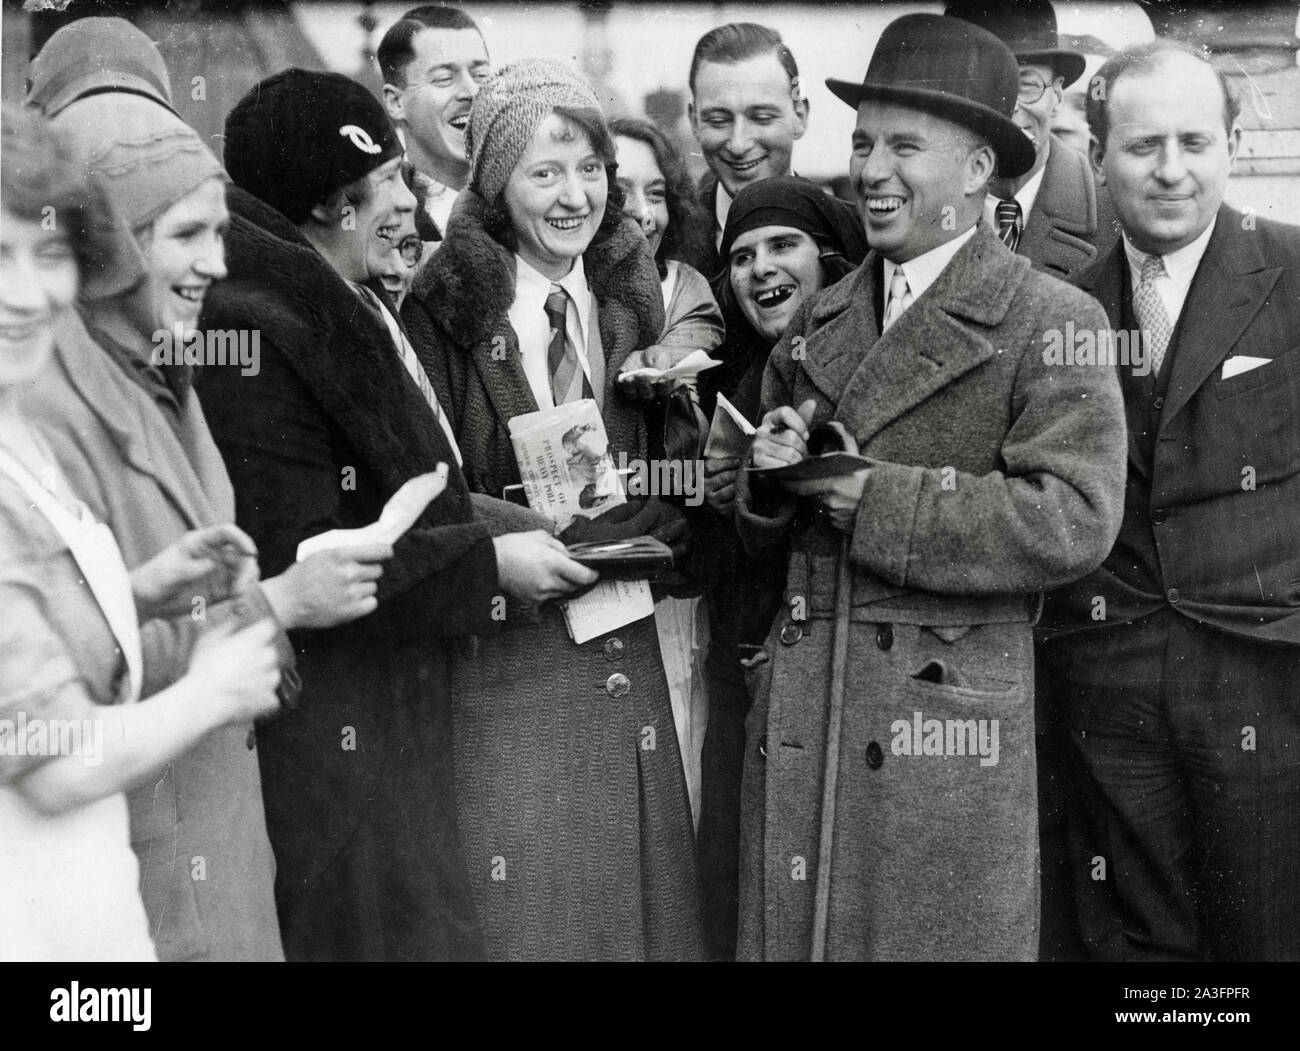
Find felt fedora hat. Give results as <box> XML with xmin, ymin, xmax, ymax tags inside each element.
<box><xmin>827</xmin><ymin>13</ymin><xmax>1036</xmax><ymax>179</ymax></box>
<box><xmin>944</xmin><ymin>0</ymin><xmax>1087</xmax><ymax>88</ymax></box>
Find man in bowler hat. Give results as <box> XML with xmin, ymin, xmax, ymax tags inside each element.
<box><xmin>732</xmin><ymin>13</ymin><xmax>1127</xmax><ymax>960</ymax></box>
<box><xmin>945</xmin><ymin>0</ymin><xmax>1118</xmax><ymax>279</ymax></box>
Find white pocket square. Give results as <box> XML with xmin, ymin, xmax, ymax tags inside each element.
<box><xmin>1221</xmin><ymin>355</ymin><xmax>1272</xmax><ymax>379</ymax></box>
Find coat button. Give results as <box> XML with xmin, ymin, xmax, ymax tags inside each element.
<box><xmin>758</xmin><ymin>734</ymin><xmax>768</xmax><ymax>759</ymax></box>
<box><xmin>605</xmin><ymin>672</ymin><xmax>631</xmax><ymax>698</ymax></box>
<box><xmin>865</xmin><ymin>741</ymin><xmax>884</xmax><ymax>769</ymax></box>
<box><xmin>779</xmin><ymin>622</ymin><xmax>803</xmax><ymax>645</ymax></box>
<box><xmin>1153</xmin><ymin>396</ymin><xmax>1164</xmax><ymax>411</ymax></box>
<box><xmin>1152</xmin><ymin>508</ymin><xmax>1167</xmax><ymax>525</ymax></box>
<box><xmin>1167</xmin><ymin>588</ymin><xmax>1181</xmax><ymax>604</ymax></box>
<box><xmin>603</xmin><ymin>637</ymin><xmax>625</xmax><ymax>661</ymax></box>
<box><xmin>876</xmin><ymin>623</ymin><xmax>894</xmax><ymax>650</ymax></box>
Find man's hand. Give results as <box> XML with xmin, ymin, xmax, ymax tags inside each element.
<box><xmin>704</xmin><ymin>456</ymin><xmax>741</xmax><ymax>515</ymax></box>
<box><xmin>784</xmin><ymin>468</ymin><xmax>871</xmax><ymax>533</ymax></box>
<box><xmin>751</xmin><ymin>399</ymin><xmax>817</xmax><ymax>469</ymax></box>
<box><xmin>131</xmin><ymin>523</ymin><xmax>260</xmax><ymax>622</ymax></box>
<box><xmin>493</xmin><ymin>530</ymin><xmax>598</xmax><ymax>605</ymax></box>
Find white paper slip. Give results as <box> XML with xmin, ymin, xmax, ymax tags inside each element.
<box><xmin>296</xmin><ymin>465</ymin><xmax>449</xmax><ymax>560</ymax></box>
<box><xmin>561</xmin><ymin>578</ymin><xmax>655</xmax><ymax>644</ymax></box>
<box><xmin>1221</xmin><ymin>355</ymin><xmax>1272</xmax><ymax>380</ymax></box>
<box><xmin>704</xmin><ymin>392</ymin><xmax>757</xmax><ymax>460</ymax></box>
<box><xmin>620</xmin><ymin>349</ymin><xmax>722</xmax><ymax>382</ymax></box>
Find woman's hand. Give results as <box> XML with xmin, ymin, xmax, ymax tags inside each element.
<box><xmin>751</xmin><ymin>399</ymin><xmax>817</xmax><ymax>470</ymax></box>
<box><xmin>704</xmin><ymin>456</ymin><xmax>742</xmax><ymax>515</ymax></box>
<box><xmin>187</xmin><ymin>618</ymin><xmax>282</xmax><ymax>725</ymax></box>
<box><xmin>616</xmin><ymin>345</ymin><xmax>695</xmax><ymax>402</ymax></box>
<box><xmin>131</xmin><ymin>523</ymin><xmax>260</xmax><ymax>622</ymax></box>
<box><xmin>261</xmin><ymin>543</ymin><xmax>393</xmax><ymax>630</ymax></box>
<box><xmin>493</xmin><ymin>530</ymin><xmax>598</xmax><ymax>605</ymax></box>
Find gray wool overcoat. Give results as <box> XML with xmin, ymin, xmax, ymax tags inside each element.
<box><xmin>734</xmin><ymin>222</ymin><xmax>1127</xmax><ymax>961</ymax></box>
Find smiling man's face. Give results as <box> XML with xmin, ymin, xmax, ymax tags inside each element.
<box><xmin>689</xmin><ymin>52</ymin><xmax>808</xmax><ymax>197</ymax></box>
<box><xmin>1092</xmin><ymin>51</ymin><xmax>1239</xmax><ymax>256</ymax></box>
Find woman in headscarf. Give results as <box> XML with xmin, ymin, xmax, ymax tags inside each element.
<box><xmin>0</xmin><ymin>103</ymin><xmax>281</xmax><ymax>962</ymax></box>
<box><xmin>695</xmin><ymin>175</ymin><xmax>867</xmax><ymax>958</ymax></box>
<box><xmin>402</xmin><ymin>58</ymin><xmax>705</xmax><ymax>961</ymax></box>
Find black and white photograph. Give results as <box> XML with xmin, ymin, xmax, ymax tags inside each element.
<box><xmin>1</xmin><ymin>0</ymin><xmax>1297</xmax><ymax>1029</ymax></box>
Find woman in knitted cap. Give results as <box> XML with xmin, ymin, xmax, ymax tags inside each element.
<box><xmin>693</xmin><ymin>175</ymin><xmax>866</xmax><ymax>959</ymax></box>
<box><xmin>0</xmin><ymin>103</ymin><xmax>281</xmax><ymax>962</ymax></box>
<box><xmin>34</xmin><ymin>88</ymin><xmax>397</xmax><ymax>962</ymax></box>
<box><xmin>402</xmin><ymin>58</ymin><xmax>706</xmax><ymax>961</ymax></box>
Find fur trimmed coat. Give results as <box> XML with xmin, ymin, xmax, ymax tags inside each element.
<box><xmin>196</xmin><ymin>186</ymin><xmax>500</xmax><ymax>961</ymax></box>
<box><xmin>733</xmin><ymin>223</ymin><xmax>1127</xmax><ymax>961</ymax></box>
<box><xmin>402</xmin><ymin>193</ymin><xmax>705</xmax><ymax>961</ymax></box>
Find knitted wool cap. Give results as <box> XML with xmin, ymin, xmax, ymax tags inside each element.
<box><xmin>467</xmin><ymin>58</ymin><xmax>604</xmax><ymax>202</ymax></box>
<box><xmin>26</xmin><ymin>16</ymin><xmax>176</xmax><ymax>118</ymax></box>
<box><xmin>53</xmin><ymin>93</ymin><xmax>226</xmax><ymax>299</ymax></box>
<box><xmin>223</xmin><ymin>69</ymin><xmax>402</xmax><ymax>224</ymax></box>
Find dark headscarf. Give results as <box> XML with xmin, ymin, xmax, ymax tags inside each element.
<box><xmin>718</xmin><ymin>175</ymin><xmax>868</xmax><ymax>270</ymax></box>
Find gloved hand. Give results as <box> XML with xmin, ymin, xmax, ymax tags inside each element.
<box><xmin>560</xmin><ymin>498</ymin><xmax>693</xmax><ymax>589</ymax></box>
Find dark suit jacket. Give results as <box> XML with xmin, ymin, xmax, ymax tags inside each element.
<box><xmin>1016</xmin><ymin>134</ymin><xmax>1119</xmax><ymax>280</ymax></box>
<box><xmin>1042</xmin><ymin>204</ymin><xmax>1300</xmax><ymax>645</ymax></box>
<box><xmin>677</xmin><ymin>174</ymin><xmax>723</xmax><ymax>281</ymax></box>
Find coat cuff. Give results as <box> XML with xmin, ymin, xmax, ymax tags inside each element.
<box><xmin>734</xmin><ymin>452</ymin><xmax>797</xmax><ymax>558</ymax></box>
<box><xmin>849</xmin><ymin>459</ymin><xmax>924</xmax><ymax>587</ymax></box>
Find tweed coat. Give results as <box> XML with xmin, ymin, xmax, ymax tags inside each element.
<box><xmin>21</xmin><ymin>312</ymin><xmax>282</xmax><ymax>962</ymax></box>
<box><xmin>197</xmin><ymin>186</ymin><xmax>500</xmax><ymax>961</ymax></box>
<box><xmin>402</xmin><ymin>194</ymin><xmax>705</xmax><ymax>961</ymax></box>
<box><xmin>1016</xmin><ymin>134</ymin><xmax>1120</xmax><ymax>279</ymax></box>
<box><xmin>733</xmin><ymin>221</ymin><xmax>1128</xmax><ymax>961</ymax></box>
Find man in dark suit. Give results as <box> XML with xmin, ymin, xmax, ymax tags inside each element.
<box><xmin>1039</xmin><ymin>40</ymin><xmax>1300</xmax><ymax>961</ymax></box>
<box><xmin>684</xmin><ymin>22</ymin><xmax>809</xmax><ymax>278</ymax></box>
<box><xmin>946</xmin><ymin>0</ymin><xmax>1118</xmax><ymax>279</ymax></box>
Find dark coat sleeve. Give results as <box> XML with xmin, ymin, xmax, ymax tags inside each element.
<box><xmin>197</xmin><ymin>329</ymin><xmax>500</xmax><ymax>641</ymax></box>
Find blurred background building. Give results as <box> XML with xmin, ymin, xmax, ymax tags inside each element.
<box><xmin>3</xmin><ymin>0</ymin><xmax>1298</xmax><ymax>221</ymax></box>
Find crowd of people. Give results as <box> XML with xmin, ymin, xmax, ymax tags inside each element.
<box><xmin>2</xmin><ymin>0</ymin><xmax>1297</xmax><ymax>963</ymax></box>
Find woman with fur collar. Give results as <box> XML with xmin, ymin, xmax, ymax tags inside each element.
<box><xmin>402</xmin><ymin>59</ymin><xmax>705</xmax><ymax>961</ymax></box>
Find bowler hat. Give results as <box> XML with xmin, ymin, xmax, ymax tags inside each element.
<box><xmin>944</xmin><ymin>0</ymin><xmax>1087</xmax><ymax>88</ymax></box>
<box><xmin>827</xmin><ymin>13</ymin><xmax>1035</xmax><ymax>178</ymax></box>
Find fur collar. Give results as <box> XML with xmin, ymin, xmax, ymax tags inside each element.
<box><xmin>201</xmin><ymin>185</ymin><xmax>474</xmax><ymax>521</ymax></box>
<box><xmin>412</xmin><ymin>190</ymin><xmax>663</xmax><ymax>349</ymax></box>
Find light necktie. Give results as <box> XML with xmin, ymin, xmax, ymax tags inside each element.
<box><xmin>355</xmin><ymin>283</ymin><xmax>462</xmax><ymax>465</ymax></box>
<box><xmin>881</xmin><ymin>267</ymin><xmax>913</xmax><ymax>332</ymax></box>
<box><xmin>995</xmin><ymin>198</ymin><xmax>1023</xmax><ymax>253</ymax></box>
<box><xmin>1133</xmin><ymin>253</ymin><xmax>1173</xmax><ymax>375</ymax></box>
<box><xmin>545</xmin><ymin>285</ymin><xmax>593</xmax><ymax>405</ymax></box>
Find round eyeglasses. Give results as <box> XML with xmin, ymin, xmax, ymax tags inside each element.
<box><xmin>1017</xmin><ymin>71</ymin><xmax>1050</xmax><ymax>105</ymax></box>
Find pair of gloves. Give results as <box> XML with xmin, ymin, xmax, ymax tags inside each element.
<box><xmin>559</xmin><ymin>496</ymin><xmax>694</xmax><ymax>598</ymax></box>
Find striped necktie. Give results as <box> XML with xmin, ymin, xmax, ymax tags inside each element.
<box><xmin>881</xmin><ymin>267</ymin><xmax>912</xmax><ymax>332</ymax></box>
<box><xmin>1133</xmin><ymin>253</ymin><xmax>1173</xmax><ymax>375</ymax></box>
<box><xmin>995</xmin><ymin>198</ymin><xmax>1022</xmax><ymax>253</ymax></box>
<box><xmin>545</xmin><ymin>285</ymin><xmax>593</xmax><ymax>405</ymax></box>
<box><xmin>354</xmin><ymin>283</ymin><xmax>462</xmax><ymax>465</ymax></box>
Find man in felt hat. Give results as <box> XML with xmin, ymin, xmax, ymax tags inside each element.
<box><xmin>945</xmin><ymin>0</ymin><xmax>1118</xmax><ymax>278</ymax></box>
<box><xmin>732</xmin><ymin>12</ymin><xmax>1127</xmax><ymax>960</ymax></box>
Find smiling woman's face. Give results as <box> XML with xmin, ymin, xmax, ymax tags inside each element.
<box><xmin>728</xmin><ymin>224</ymin><xmax>823</xmax><ymax>345</ymax></box>
<box><xmin>503</xmin><ymin>112</ymin><xmax>608</xmax><ymax>280</ymax></box>
<box><xmin>0</xmin><ymin>203</ymin><xmax>78</xmax><ymax>388</ymax></box>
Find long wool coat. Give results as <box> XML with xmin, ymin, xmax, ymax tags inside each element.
<box><xmin>403</xmin><ymin>195</ymin><xmax>705</xmax><ymax>961</ymax></box>
<box><xmin>1016</xmin><ymin>133</ymin><xmax>1120</xmax><ymax>280</ymax></box>
<box><xmin>197</xmin><ymin>186</ymin><xmax>500</xmax><ymax>961</ymax></box>
<box><xmin>733</xmin><ymin>222</ymin><xmax>1128</xmax><ymax>961</ymax></box>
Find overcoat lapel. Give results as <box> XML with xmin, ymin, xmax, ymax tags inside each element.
<box><xmin>803</xmin><ymin>224</ymin><xmax>1030</xmax><ymax>445</ymax></box>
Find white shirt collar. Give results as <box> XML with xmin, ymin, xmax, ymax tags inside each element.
<box><xmin>882</xmin><ymin>223</ymin><xmax>979</xmax><ymax>307</ymax></box>
<box><xmin>714</xmin><ymin>182</ymin><xmax>734</xmax><ymax>250</ymax></box>
<box><xmin>1121</xmin><ymin>218</ymin><xmax>1216</xmax><ymax>324</ymax></box>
